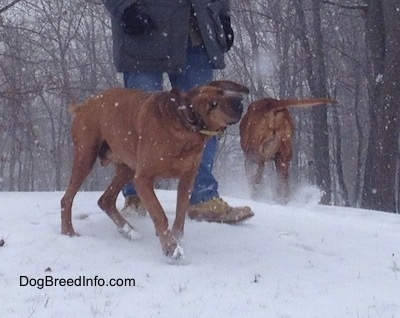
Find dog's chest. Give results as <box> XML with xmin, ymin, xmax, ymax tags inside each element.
<box><xmin>134</xmin><ymin>130</ymin><xmax>205</xmax><ymax>174</ymax></box>
<box><xmin>141</xmin><ymin>133</ymin><xmax>203</xmax><ymax>159</ymax></box>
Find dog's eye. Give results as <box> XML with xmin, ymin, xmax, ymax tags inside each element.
<box><xmin>211</xmin><ymin>101</ymin><xmax>218</xmax><ymax>108</ymax></box>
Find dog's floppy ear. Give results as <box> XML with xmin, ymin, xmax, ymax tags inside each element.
<box><xmin>169</xmin><ymin>86</ymin><xmax>185</xmax><ymax>104</ymax></box>
<box><xmin>170</xmin><ymin>86</ymin><xmax>181</xmax><ymax>97</ymax></box>
<box><xmin>208</xmin><ymin>80</ymin><xmax>250</xmax><ymax>94</ymax></box>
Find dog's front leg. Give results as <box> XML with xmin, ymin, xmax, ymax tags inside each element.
<box><xmin>172</xmin><ymin>172</ymin><xmax>196</xmax><ymax>240</ymax></box>
<box><xmin>135</xmin><ymin>176</ymin><xmax>182</xmax><ymax>258</ymax></box>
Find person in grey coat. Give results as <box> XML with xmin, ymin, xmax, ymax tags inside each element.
<box><xmin>103</xmin><ymin>0</ymin><xmax>254</xmax><ymax>223</ymax></box>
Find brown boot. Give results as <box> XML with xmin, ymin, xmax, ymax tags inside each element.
<box><xmin>187</xmin><ymin>197</ymin><xmax>254</xmax><ymax>224</ymax></box>
<box><xmin>121</xmin><ymin>195</ymin><xmax>147</xmax><ymax>216</ymax></box>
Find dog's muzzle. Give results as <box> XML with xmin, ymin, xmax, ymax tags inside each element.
<box><xmin>233</xmin><ymin>98</ymin><xmax>244</xmax><ymax>113</ymax></box>
<box><xmin>229</xmin><ymin>98</ymin><xmax>244</xmax><ymax>122</ymax></box>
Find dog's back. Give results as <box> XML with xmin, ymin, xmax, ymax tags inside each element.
<box><xmin>70</xmin><ymin>88</ymin><xmax>159</xmax><ymax>155</ymax></box>
<box><xmin>71</xmin><ymin>88</ymin><xmax>151</xmax><ymax>121</ymax></box>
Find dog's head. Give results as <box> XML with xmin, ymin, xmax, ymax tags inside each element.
<box><xmin>171</xmin><ymin>80</ymin><xmax>249</xmax><ymax>133</ymax></box>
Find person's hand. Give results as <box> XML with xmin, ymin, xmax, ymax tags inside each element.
<box><xmin>121</xmin><ymin>3</ymin><xmax>156</xmax><ymax>35</ymax></box>
<box><xmin>220</xmin><ymin>15</ymin><xmax>234</xmax><ymax>51</ymax></box>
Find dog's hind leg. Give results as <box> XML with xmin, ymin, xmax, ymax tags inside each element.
<box><xmin>244</xmin><ymin>156</ymin><xmax>265</xmax><ymax>199</ymax></box>
<box><xmin>61</xmin><ymin>140</ymin><xmax>99</xmax><ymax>236</ymax></box>
<box><xmin>274</xmin><ymin>152</ymin><xmax>291</xmax><ymax>203</ymax></box>
<box><xmin>97</xmin><ymin>163</ymin><xmax>141</xmax><ymax>240</ymax></box>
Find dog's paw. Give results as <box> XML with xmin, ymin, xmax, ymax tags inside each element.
<box><xmin>163</xmin><ymin>244</ymin><xmax>190</xmax><ymax>265</ymax></box>
<box><xmin>160</xmin><ymin>230</ymin><xmax>185</xmax><ymax>261</ymax></box>
<box><xmin>118</xmin><ymin>223</ymin><xmax>141</xmax><ymax>240</ymax></box>
<box><xmin>170</xmin><ymin>244</ymin><xmax>184</xmax><ymax>259</ymax></box>
<box><xmin>61</xmin><ymin>227</ymin><xmax>79</xmax><ymax>237</ymax></box>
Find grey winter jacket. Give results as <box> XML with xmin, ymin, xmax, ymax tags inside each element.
<box><xmin>103</xmin><ymin>0</ymin><xmax>230</xmax><ymax>73</ymax></box>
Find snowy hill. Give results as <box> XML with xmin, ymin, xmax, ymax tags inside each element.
<box><xmin>1</xmin><ymin>190</ymin><xmax>399</xmax><ymax>318</ymax></box>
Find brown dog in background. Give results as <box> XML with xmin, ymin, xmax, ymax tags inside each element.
<box><xmin>239</xmin><ymin>97</ymin><xmax>336</xmax><ymax>202</ymax></box>
<box><xmin>61</xmin><ymin>81</ymin><xmax>249</xmax><ymax>260</ymax></box>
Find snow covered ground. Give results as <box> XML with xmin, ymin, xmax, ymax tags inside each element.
<box><xmin>1</xmin><ymin>189</ymin><xmax>399</xmax><ymax>318</ymax></box>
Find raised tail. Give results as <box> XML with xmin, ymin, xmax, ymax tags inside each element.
<box><xmin>270</xmin><ymin>97</ymin><xmax>337</xmax><ymax>110</ymax></box>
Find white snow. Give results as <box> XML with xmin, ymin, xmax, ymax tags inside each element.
<box><xmin>1</xmin><ymin>190</ymin><xmax>400</xmax><ymax>317</ymax></box>
<box><xmin>375</xmin><ymin>74</ymin><xmax>384</xmax><ymax>84</ymax></box>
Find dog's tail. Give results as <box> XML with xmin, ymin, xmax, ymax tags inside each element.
<box><xmin>269</xmin><ymin>97</ymin><xmax>337</xmax><ymax>110</ymax></box>
<box><xmin>67</xmin><ymin>97</ymin><xmax>80</xmax><ymax>117</ymax></box>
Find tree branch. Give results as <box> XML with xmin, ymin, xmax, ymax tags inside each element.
<box><xmin>322</xmin><ymin>0</ymin><xmax>367</xmax><ymax>11</ymax></box>
<box><xmin>0</xmin><ymin>0</ymin><xmax>24</xmax><ymax>14</ymax></box>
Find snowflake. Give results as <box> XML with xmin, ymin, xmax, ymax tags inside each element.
<box><xmin>375</xmin><ymin>74</ymin><xmax>384</xmax><ymax>84</ymax></box>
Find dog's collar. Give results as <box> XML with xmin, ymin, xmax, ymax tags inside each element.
<box><xmin>176</xmin><ymin>104</ymin><xmax>222</xmax><ymax>136</ymax></box>
<box><xmin>199</xmin><ymin>128</ymin><xmax>225</xmax><ymax>137</ymax></box>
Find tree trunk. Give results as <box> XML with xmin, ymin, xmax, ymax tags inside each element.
<box><xmin>353</xmin><ymin>68</ymin><xmax>365</xmax><ymax>207</ymax></box>
<box><xmin>361</xmin><ymin>0</ymin><xmax>400</xmax><ymax>212</ymax></box>
<box><xmin>294</xmin><ymin>0</ymin><xmax>332</xmax><ymax>203</ymax></box>
<box><xmin>332</xmin><ymin>103</ymin><xmax>350</xmax><ymax>206</ymax></box>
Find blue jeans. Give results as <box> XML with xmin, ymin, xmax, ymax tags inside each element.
<box><xmin>122</xmin><ymin>45</ymin><xmax>219</xmax><ymax>205</ymax></box>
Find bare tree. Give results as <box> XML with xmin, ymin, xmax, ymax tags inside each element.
<box><xmin>361</xmin><ymin>0</ymin><xmax>400</xmax><ymax>212</ymax></box>
<box><xmin>1</xmin><ymin>0</ymin><xmax>398</xmax><ymax>214</ymax></box>
<box><xmin>292</xmin><ymin>0</ymin><xmax>332</xmax><ymax>203</ymax></box>
<box><xmin>0</xmin><ymin>0</ymin><xmax>118</xmax><ymax>191</ymax></box>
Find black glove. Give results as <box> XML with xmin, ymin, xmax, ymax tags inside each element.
<box><xmin>220</xmin><ymin>15</ymin><xmax>234</xmax><ymax>51</ymax></box>
<box><xmin>121</xmin><ymin>3</ymin><xmax>155</xmax><ymax>35</ymax></box>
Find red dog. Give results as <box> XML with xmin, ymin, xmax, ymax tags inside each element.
<box><xmin>61</xmin><ymin>81</ymin><xmax>249</xmax><ymax>260</ymax></box>
<box><xmin>240</xmin><ymin>97</ymin><xmax>336</xmax><ymax>201</ymax></box>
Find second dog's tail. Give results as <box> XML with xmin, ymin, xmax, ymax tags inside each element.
<box><xmin>274</xmin><ymin>97</ymin><xmax>337</xmax><ymax>109</ymax></box>
<box><xmin>248</xmin><ymin>97</ymin><xmax>337</xmax><ymax>113</ymax></box>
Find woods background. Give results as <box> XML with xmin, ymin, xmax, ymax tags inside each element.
<box><xmin>1</xmin><ymin>0</ymin><xmax>399</xmax><ymax>213</ymax></box>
